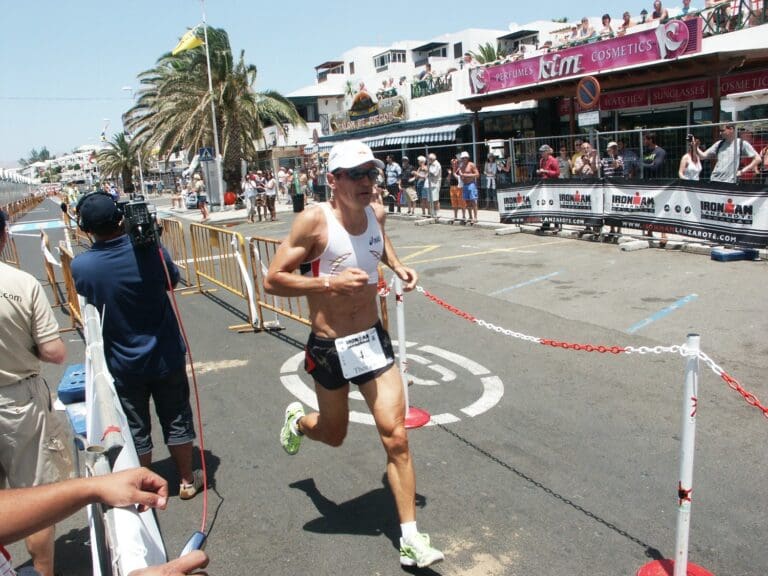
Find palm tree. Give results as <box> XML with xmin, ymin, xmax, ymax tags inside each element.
<box><xmin>97</xmin><ymin>132</ymin><xmax>137</xmax><ymax>193</ymax></box>
<box><xmin>469</xmin><ymin>42</ymin><xmax>507</xmax><ymax>64</ymax></box>
<box><xmin>124</xmin><ymin>26</ymin><xmax>304</xmax><ymax>196</ymax></box>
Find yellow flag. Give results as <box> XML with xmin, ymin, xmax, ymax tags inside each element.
<box><xmin>172</xmin><ymin>27</ymin><xmax>204</xmax><ymax>56</ymax></box>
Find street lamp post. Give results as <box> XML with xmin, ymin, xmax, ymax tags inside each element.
<box><xmin>121</xmin><ymin>86</ymin><xmax>145</xmax><ymax>197</ymax></box>
<box><xmin>200</xmin><ymin>0</ymin><xmax>224</xmax><ymax>211</ymax></box>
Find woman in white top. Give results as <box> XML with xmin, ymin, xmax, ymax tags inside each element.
<box><xmin>678</xmin><ymin>137</ymin><xmax>703</xmax><ymax>180</ymax></box>
<box><xmin>264</xmin><ymin>170</ymin><xmax>278</xmax><ymax>221</ymax></box>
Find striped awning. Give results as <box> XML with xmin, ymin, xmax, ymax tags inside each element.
<box><xmin>385</xmin><ymin>123</ymin><xmax>463</xmax><ymax>146</ymax></box>
<box><xmin>362</xmin><ymin>136</ymin><xmax>388</xmax><ymax>148</ymax></box>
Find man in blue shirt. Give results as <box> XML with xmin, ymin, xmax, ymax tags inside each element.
<box><xmin>71</xmin><ymin>193</ymin><xmax>202</xmax><ymax>500</ymax></box>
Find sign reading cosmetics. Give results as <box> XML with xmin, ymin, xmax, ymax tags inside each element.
<box><xmin>469</xmin><ymin>18</ymin><xmax>703</xmax><ymax>95</ymax></box>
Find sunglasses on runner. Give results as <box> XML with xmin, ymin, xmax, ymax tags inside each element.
<box><xmin>334</xmin><ymin>167</ymin><xmax>380</xmax><ymax>181</ymax></box>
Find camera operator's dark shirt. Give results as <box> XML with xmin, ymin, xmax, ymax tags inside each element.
<box><xmin>72</xmin><ymin>234</ymin><xmax>185</xmax><ymax>378</ymax></box>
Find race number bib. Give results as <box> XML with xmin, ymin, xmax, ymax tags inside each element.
<box><xmin>335</xmin><ymin>327</ymin><xmax>388</xmax><ymax>379</ymax></box>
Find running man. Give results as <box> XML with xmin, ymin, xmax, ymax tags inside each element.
<box><xmin>264</xmin><ymin>140</ymin><xmax>444</xmax><ymax>569</ymax></box>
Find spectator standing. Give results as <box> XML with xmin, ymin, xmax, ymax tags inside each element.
<box><xmin>572</xmin><ymin>142</ymin><xmax>598</xmax><ymax>177</ymax></box>
<box><xmin>243</xmin><ymin>173</ymin><xmax>259</xmax><ymax>222</ymax></box>
<box><xmin>193</xmin><ymin>173</ymin><xmax>209</xmax><ymax>222</ymax></box>
<box><xmin>642</xmin><ymin>132</ymin><xmax>666</xmax><ymax>178</ymax></box>
<box><xmin>641</xmin><ymin>133</ymin><xmax>667</xmax><ymax>241</ymax></box>
<box><xmin>1</xmin><ymin>208</ymin><xmax>73</xmax><ymax>576</ymax></box>
<box><xmin>578</xmin><ymin>17</ymin><xmax>595</xmax><ymax>39</ymax></box>
<box><xmin>415</xmin><ymin>156</ymin><xmax>429</xmax><ymax>216</ymax></box>
<box><xmin>557</xmin><ymin>145</ymin><xmax>572</xmax><ymax>178</ymax></box>
<box><xmin>599</xmin><ymin>14</ymin><xmax>615</xmax><ymax>38</ymax></box>
<box><xmin>448</xmin><ymin>157</ymin><xmax>467</xmax><ymax>222</ymax></box>
<box><xmin>571</xmin><ymin>138</ymin><xmax>585</xmax><ymax>168</ymax></box>
<box><xmin>457</xmin><ymin>151</ymin><xmax>480</xmax><ymax>224</ymax></box>
<box><xmin>678</xmin><ymin>136</ymin><xmax>703</xmax><ymax>180</ymax></box>
<box><xmin>384</xmin><ymin>155</ymin><xmax>402</xmax><ymax>214</ymax></box>
<box><xmin>681</xmin><ymin>0</ymin><xmax>696</xmax><ymax>17</ymax></box>
<box><xmin>600</xmin><ymin>142</ymin><xmax>625</xmax><ymax>178</ymax></box>
<box><xmin>651</xmin><ymin>0</ymin><xmax>670</xmax><ymax>20</ymax></box>
<box><xmin>277</xmin><ymin>167</ymin><xmax>288</xmax><ymax>203</ymax></box>
<box><xmin>400</xmin><ymin>157</ymin><xmax>417</xmax><ymax>215</ymax></box>
<box><xmin>760</xmin><ymin>144</ymin><xmax>768</xmax><ymax>183</ymax></box>
<box><xmin>427</xmin><ymin>153</ymin><xmax>442</xmax><ymax>215</ymax></box>
<box><xmin>736</xmin><ymin>129</ymin><xmax>763</xmax><ymax>182</ymax></box>
<box><xmin>618</xmin><ymin>140</ymin><xmax>640</xmax><ymax>178</ymax></box>
<box><xmin>255</xmin><ymin>170</ymin><xmax>267</xmax><ymax>221</ymax></box>
<box><xmin>601</xmin><ymin>142</ymin><xmax>625</xmax><ymax>236</ymax></box>
<box><xmin>171</xmin><ymin>181</ymin><xmax>183</xmax><ymax>209</ymax></box>
<box><xmin>536</xmin><ymin>145</ymin><xmax>561</xmax><ymax>232</ymax></box>
<box><xmin>618</xmin><ymin>11</ymin><xmax>634</xmax><ymax>35</ymax></box>
<box><xmin>71</xmin><ymin>193</ymin><xmax>203</xmax><ymax>502</ymax></box>
<box><xmin>699</xmin><ymin>124</ymin><xmax>761</xmax><ymax>183</ymax></box>
<box><xmin>483</xmin><ymin>154</ymin><xmax>498</xmax><ymax>209</ymax></box>
<box><xmin>264</xmin><ymin>170</ymin><xmax>278</xmax><ymax>220</ymax></box>
<box><xmin>536</xmin><ymin>145</ymin><xmax>560</xmax><ymax>179</ymax></box>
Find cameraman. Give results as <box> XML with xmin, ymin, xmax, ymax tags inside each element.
<box><xmin>71</xmin><ymin>193</ymin><xmax>202</xmax><ymax>500</ymax></box>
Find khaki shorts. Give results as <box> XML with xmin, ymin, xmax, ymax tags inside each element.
<box><xmin>405</xmin><ymin>187</ymin><xmax>418</xmax><ymax>202</ymax></box>
<box><xmin>0</xmin><ymin>375</ymin><xmax>74</xmax><ymax>488</ymax></box>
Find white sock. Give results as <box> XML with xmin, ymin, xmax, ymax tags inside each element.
<box><xmin>401</xmin><ymin>521</ymin><xmax>418</xmax><ymax>540</ymax></box>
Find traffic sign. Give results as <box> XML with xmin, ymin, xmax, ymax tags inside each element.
<box><xmin>576</xmin><ymin>76</ymin><xmax>601</xmax><ymax>109</ymax></box>
<box><xmin>198</xmin><ymin>147</ymin><xmax>214</xmax><ymax>162</ymax></box>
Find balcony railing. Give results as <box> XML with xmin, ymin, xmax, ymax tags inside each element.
<box><xmin>410</xmin><ymin>74</ymin><xmax>454</xmax><ymax>99</ymax></box>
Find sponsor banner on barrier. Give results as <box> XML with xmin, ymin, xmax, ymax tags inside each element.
<box><xmin>604</xmin><ymin>180</ymin><xmax>768</xmax><ymax>247</ymax></box>
<box><xmin>498</xmin><ymin>180</ymin><xmax>768</xmax><ymax>247</ymax></box>
<box><xmin>498</xmin><ymin>180</ymin><xmax>604</xmax><ymax>226</ymax></box>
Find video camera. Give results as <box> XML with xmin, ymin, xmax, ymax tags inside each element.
<box><xmin>119</xmin><ymin>196</ymin><xmax>162</xmax><ymax>248</ymax></box>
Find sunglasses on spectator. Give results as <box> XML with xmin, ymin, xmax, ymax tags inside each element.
<box><xmin>334</xmin><ymin>167</ymin><xmax>379</xmax><ymax>181</ymax></box>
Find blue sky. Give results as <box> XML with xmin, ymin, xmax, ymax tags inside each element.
<box><xmin>0</xmin><ymin>0</ymin><xmax>659</xmax><ymax>167</ymax></box>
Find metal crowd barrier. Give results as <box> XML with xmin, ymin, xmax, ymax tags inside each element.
<box><xmin>248</xmin><ymin>235</ymin><xmax>310</xmax><ymax>329</ymax></box>
<box><xmin>189</xmin><ymin>222</ymin><xmax>253</xmax><ymax>330</ymax></box>
<box><xmin>40</xmin><ymin>230</ymin><xmax>64</xmax><ymax>308</ymax></box>
<box><xmin>160</xmin><ymin>217</ymin><xmax>191</xmax><ymax>286</ymax></box>
<box><xmin>58</xmin><ymin>243</ymin><xmax>83</xmax><ymax>331</ymax></box>
<box><xmin>246</xmin><ymin>236</ymin><xmax>390</xmax><ymax>332</ymax></box>
<box><xmin>0</xmin><ymin>232</ymin><xmax>19</xmax><ymax>267</ymax></box>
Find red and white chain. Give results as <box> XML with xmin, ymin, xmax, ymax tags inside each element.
<box><xmin>414</xmin><ymin>285</ymin><xmax>768</xmax><ymax>420</ymax></box>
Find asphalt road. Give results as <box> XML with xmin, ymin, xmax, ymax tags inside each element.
<box><xmin>7</xmin><ymin>198</ymin><xmax>767</xmax><ymax>576</ymax></box>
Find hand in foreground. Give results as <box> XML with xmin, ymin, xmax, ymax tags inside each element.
<box><xmin>94</xmin><ymin>467</ymin><xmax>169</xmax><ymax>512</ymax></box>
<box><xmin>127</xmin><ymin>550</ymin><xmax>209</xmax><ymax>576</ymax></box>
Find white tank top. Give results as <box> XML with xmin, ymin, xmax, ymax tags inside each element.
<box><xmin>304</xmin><ymin>203</ymin><xmax>382</xmax><ymax>284</ymax></box>
<box><xmin>682</xmin><ymin>157</ymin><xmax>702</xmax><ymax>181</ymax></box>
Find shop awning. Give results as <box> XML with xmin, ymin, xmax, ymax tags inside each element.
<box><xmin>385</xmin><ymin>123</ymin><xmax>463</xmax><ymax>146</ymax></box>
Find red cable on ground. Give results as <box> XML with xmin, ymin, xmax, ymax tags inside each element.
<box><xmin>159</xmin><ymin>246</ymin><xmax>208</xmax><ymax>534</ymax></box>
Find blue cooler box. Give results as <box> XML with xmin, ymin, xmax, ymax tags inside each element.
<box><xmin>65</xmin><ymin>402</ymin><xmax>87</xmax><ymax>449</ymax></box>
<box><xmin>58</xmin><ymin>363</ymin><xmax>86</xmax><ymax>404</ymax></box>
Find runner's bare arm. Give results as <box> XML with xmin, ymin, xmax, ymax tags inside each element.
<box><xmin>263</xmin><ymin>209</ymin><xmax>327</xmax><ymax>297</ymax></box>
<box><xmin>263</xmin><ymin>209</ymin><xmax>370</xmax><ymax>297</ymax></box>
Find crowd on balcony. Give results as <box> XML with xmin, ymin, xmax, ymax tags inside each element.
<box><xmin>467</xmin><ymin>0</ymin><xmax>764</xmax><ymax>67</ymax></box>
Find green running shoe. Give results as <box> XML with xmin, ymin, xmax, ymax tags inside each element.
<box><xmin>280</xmin><ymin>402</ymin><xmax>305</xmax><ymax>455</ymax></box>
<box><xmin>399</xmin><ymin>532</ymin><xmax>444</xmax><ymax>568</ymax></box>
